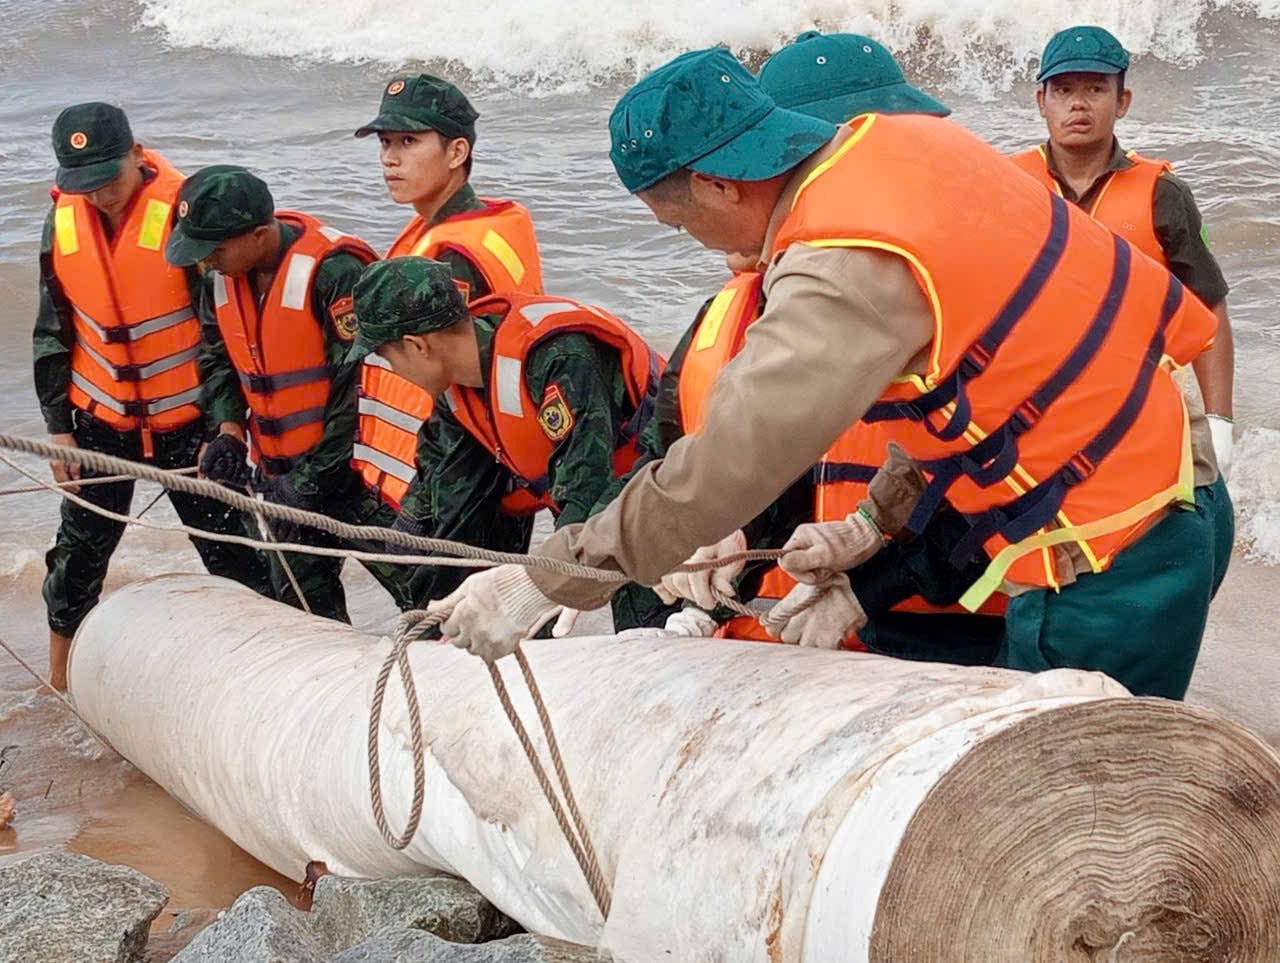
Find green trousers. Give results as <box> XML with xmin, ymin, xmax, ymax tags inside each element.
<box><xmin>43</xmin><ymin>412</ymin><xmax>273</xmax><ymax>635</ymax></box>
<box><xmin>1002</xmin><ymin>480</ymin><xmax>1230</xmax><ymax>700</ymax></box>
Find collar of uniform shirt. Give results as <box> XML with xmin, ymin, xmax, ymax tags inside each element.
<box><xmin>1042</xmin><ymin>137</ymin><xmax>1135</xmax><ymax>205</ymax></box>
<box><xmin>756</xmin><ymin>124</ymin><xmax>854</xmax><ymax>269</ymax></box>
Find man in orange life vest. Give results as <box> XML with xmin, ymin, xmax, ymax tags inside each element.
<box><xmin>1015</xmin><ymin>25</ymin><xmax>1235</xmax><ymax>596</ymax></box>
<box><xmin>349</xmin><ymin>75</ymin><xmax>545</xmax><ymax>524</ymax></box>
<box><xmin>33</xmin><ymin>103</ymin><xmax>271</xmax><ymax>690</ymax></box>
<box><xmin>430</xmin><ymin>49</ymin><xmax>1220</xmax><ymax>702</ymax></box>
<box><xmin>346</xmin><ymin>256</ymin><xmax>666</xmax><ymax>629</ymax></box>
<box><xmin>641</xmin><ymin>33</ymin><xmax>1004</xmax><ymax>664</ymax></box>
<box><xmin>164</xmin><ymin>165</ymin><xmax>412</xmax><ymax>621</ymax></box>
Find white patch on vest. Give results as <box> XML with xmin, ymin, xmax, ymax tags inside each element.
<box><xmin>318</xmin><ymin>225</ymin><xmax>347</xmax><ymax>243</ymax></box>
<box><xmin>280</xmin><ymin>254</ymin><xmax>317</xmax><ymax>311</ymax></box>
<box><xmin>363</xmin><ymin>353</ymin><xmax>392</xmax><ymax>370</ymax></box>
<box><xmin>214</xmin><ymin>273</ymin><xmax>231</xmax><ymax>308</ymax></box>
<box><xmin>518</xmin><ymin>301</ymin><xmax>578</xmax><ymax>326</ymax></box>
<box><xmin>441</xmin><ymin>386</ymin><xmax>458</xmax><ymax>411</ymax></box>
<box><xmin>495</xmin><ymin>355</ymin><xmax>524</xmax><ymax>417</ymax></box>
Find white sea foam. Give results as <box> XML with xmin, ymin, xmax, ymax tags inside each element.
<box><xmin>1231</xmin><ymin>428</ymin><xmax>1280</xmax><ymax>564</ymax></box>
<box><xmin>136</xmin><ymin>0</ymin><xmax>1280</xmax><ymax>95</ymax></box>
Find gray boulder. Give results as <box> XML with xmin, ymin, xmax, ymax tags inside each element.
<box><xmin>333</xmin><ymin>930</ymin><xmax>604</xmax><ymax>962</ymax></box>
<box><xmin>0</xmin><ymin>850</ymin><xmax>168</xmax><ymax>963</ymax></box>
<box><xmin>170</xmin><ymin>887</ymin><xmax>326</xmax><ymax>963</ymax></box>
<box><xmin>310</xmin><ymin>875</ymin><xmax>519</xmax><ymax>950</ymax></box>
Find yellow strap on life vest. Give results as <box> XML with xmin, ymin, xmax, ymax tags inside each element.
<box><xmin>137</xmin><ymin>199</ymin><xmax>171</xmax><ymax>252</ymax></box>
<box><xmin>959</xmin><ymin>404</ymin><xmax>1197</xmax><ymax>610</ymax></box>
<box><xmin>55</xmin><ymin>205</ymin><xmax>79</xmax><ymax>256</ymax></box>
<box><xmin>693</xmin><ymin>286</ymin><xmax>738</xmax><ymax>352</ymax></box>
<box><xmin>481</xmin><ymin>229</ymin><xmax>526</xmax><ymax>285</ymax></box>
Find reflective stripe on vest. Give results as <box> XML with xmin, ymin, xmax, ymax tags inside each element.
<box><xmin>213</xmin><ymin>211</ymin><xmax>377</xmax><ymax>474</ymax></box>
<box><xmin>1010</xmin><ymin>146</ymin><xmax>1172</xmax><ymax>266</ymax></box>
<box><xmin>352</xmin><ymin>442</ymin><xmax>417</xmax><ymax>485</ymax></box>
<box><xmin>446</xmin><ymin>293</ymin><xmax>661</xmax><ymax>514</ymax></box>
<box><xmin>53</xmin><ymin>149</ymin><xmax>203</xmax><ymax>435</ymax></box>
<box><xmin>774</xmin><ymin>113</ymin><xmax>1214</xmax><ymax>601</ymax></box>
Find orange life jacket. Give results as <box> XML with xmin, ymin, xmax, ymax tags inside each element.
<box><xmin>773</xmin><ymin>113</ymin><xmax>1215</xmax><ymax>609</ymax></box>
<box><xmin>679</xmin><ymin>273</ymin><xmax>999</xmax><ymax>647</ymax></box>
<box><xmin>442</xmin><ymin>293</ymin><xmax>661</xmax><ymax>516</ymax></box>
<box><xmin>354</xmin><ymin>198</ymin><xmax>544</xmax><ymax>507</ymax></box>
<box><xmin>1010</xmin><ymin>146</ymin><xmax>1171</xmax><ymax>267</ymax></box>
<box><xmin>52</xmin><ymin>149</ymin><xmax>201</xmax><ymax>452</ymax></box>
<box><xmin>213</xmin><ymin>211</ymin><xmax>376</xmax><ymax>477</ymax></box>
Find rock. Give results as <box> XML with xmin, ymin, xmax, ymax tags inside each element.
<box><xmin>310</xmin><ymin>875</ymin><xmax>519</xmax><ymax>951</ymax></box>
<box><xmin>333</xmin><ymin>929</ymin><xmax>604</xmax><ymax>962</ymax></box>
<box><xmin>0</xmin><ymin>850</ymin><xmax>168</xmax><ymax>963</ymax></box>
<box><xmin>170</xmin><ymin>887</ymin><xmax>326</xmax><ymax>963</ymax></box>
<box><xmin>144</xmin><ymin>908</ymin><xmax>222</xmax><ymax>962</ymax></box>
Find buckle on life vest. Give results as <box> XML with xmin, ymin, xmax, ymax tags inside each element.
<box><xmin>959</xmin><ymin>343</ymin><xmax>994</xmax><ymax>379</ymax></box>
<box><xmin>100</xmin><ymin>327</ymin><xmax>133</xmax><ymax>345</ymax></box>
<box><xmin>120</xmin><ymin>399</ymin><xmax>152</xmax><ymax>418</ymax></box>
<box><xmin>241</xmin><ymin>372</ymin><xmax>276</xmax><ymax>394</ymax></box>
<box><xmin>1011</xmin><ymin>399</ymin><xmax>1043</xmax><ymax>434</ymax></box>
<box><xmin>113</xmin><ymin>363</ymin><xmax>148</xmax><ymax>383</ymax></box>
<box><xmin>1064</xmin><ymin>452</ymin><xmax>1097</xmax><ymax>485</ymax></box>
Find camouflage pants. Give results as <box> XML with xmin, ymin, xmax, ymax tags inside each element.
<box><xmin>43</xmin><ymin>412</ymin><xmax>273</xmax><ymax>635</ymax></box>
<box><xmin>263</xmin><ymin>475</ymin><xmax>414</xmax><ymax>623</ymax></box>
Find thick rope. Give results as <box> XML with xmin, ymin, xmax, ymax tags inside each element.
<box><xmin>0</xmin><ymin>466</ymin><xmax>198</xmax><ymax>498</ymax></box>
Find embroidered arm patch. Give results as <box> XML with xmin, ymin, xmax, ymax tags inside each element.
<box><xmin>537</xmin><ymin>383</ymin><xmax>575</xmax><ymax>442</ymax></box>
<box><xmin>329</xmin><ymin>295</ymin><xmax>358</xmax><ymax>341</ymax></box>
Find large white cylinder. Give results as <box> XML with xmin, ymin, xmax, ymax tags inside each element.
<box><xmin>70</xmin><ymin>576</ymin><xmax>1280</xmax><ymax>962</ymax></box>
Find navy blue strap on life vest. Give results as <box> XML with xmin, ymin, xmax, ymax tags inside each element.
<box><xmin>863</xmin><ymin>193</ymin><xmax>1071</xmax><ymax>441</ymax></box>
<box><xmin>811</xmin><ymin>462</ymin><xmax>878</xmax><ymax>486</ymax></box>
<box><xmin>905</xmin><ymin>233</ymin><xmax>1132</xmax><ymax>535</ymax></box>
<box><xmin>947</xmin><ymin>271</ymin><xmax>1185</xmax><ymax>568</ymax></box>
<box><xmin>619</xmin><ymin>351</ymin><xmax>661</xmax><ymax>443</ymax></box>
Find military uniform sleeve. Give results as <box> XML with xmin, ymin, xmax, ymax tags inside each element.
<box><xmin>404</xmin><ymin>403</ymin><xmax>532</xmax><ymax>603</ymax></box>
<box><xmin>33</xmin><ymin>208</ymin><xmax>76</xmax><ymax>434</ymax></box>
<box><xmin>524</xmin><ymin>332</ymin><xmax>631</xmax><ymax>529</ymax></box>
<box><xmin>1153</xmin><ymin>172</ymin><xmax>1229</xmax><ymax>307</ymax></box>
<box><xmin>196</xmin><ymin>273</ymin><xmax>248</xmax><ymax>434</ymax></box>
<box><xmin>530</xmin><ymin>244</ymin><xmax>936</xmax><ymax>609</ymax></box>
<box><xmin>283</xmin><ymin>251</ymin><xmax>368</xmax><ymax>496</ymax></box>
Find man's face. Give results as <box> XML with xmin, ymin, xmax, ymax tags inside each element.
<box><xmin>201</xmin><ymin>229</ymin><xmax>263</xmax><ymax>277</ymax></box>
<box><xmin>378</xmin><ymin>130</ymin><xmax>466</xmax><ymax>205</ymax></box>
<box><xmin>1037</xmin><ymin>72</ymin><xmax>1131</xmax><ymax>150</ymax></box>
<box><xmin>377</xmin><ymin>335</ymin><xmax>452</xmax><ymax>397</ymax></box>
<box><xmin>83</xmin><ymin>145</ymin><xmax>145</xmax><ymax>220</ymax></box>
<box><xmin>638</xmin><ymin>175</ymin><xmax>768</xmax><ymax>257</ymax></box>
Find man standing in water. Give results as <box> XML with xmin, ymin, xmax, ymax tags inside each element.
<box><xmin>1013</xmin><ymin>24</ymin><xmax>1235</xmax><ymax>593</ymax></box>
<box><xmin>428</xmin><ymin>49</ymin><xmax>1221</xmax><ymax>701</ymax></box>
<box><xmin>166</xmin><ymin>165</ymin><xmax>411</xmax><ymax>621</ymax></box>
<box><xmin>33</xmin><ymin>103</ymin><xmax>271</xmax><ymax>691</ymax></box>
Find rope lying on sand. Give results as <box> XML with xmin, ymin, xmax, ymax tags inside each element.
<box><xmin>0</xmin><ymin>432</ymin><xmax>798</xmax><ymax>920</ymax></box>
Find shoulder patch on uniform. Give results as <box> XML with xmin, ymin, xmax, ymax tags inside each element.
<box><xmin>452</xmin><ymin>277</ymin><xmax>472</xmax><ymax>303</ymax></box>
<box><xmin>536</xmin><ymin>383</ymin><xmax>574</xmax><ymax>442</ymax></box>
<box><xmin>329</xmin><ymin>294</ymin><xmax>358</xmax><ymax>341</ymax></box>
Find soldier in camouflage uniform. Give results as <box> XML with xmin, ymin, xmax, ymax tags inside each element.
<box><xmin>34</xmin><ymin>103</ymin><xmax>271</xmax><ymax>689</ymax></box>
<box><xmin>165</xmin><ymin>166</ymin><xmax>412</xmax><ymax>621</ymax></box>
<box><xmin>348</xmin><ymin>257</ymin><xmax>674</xmax><ymax>628</ymax></box>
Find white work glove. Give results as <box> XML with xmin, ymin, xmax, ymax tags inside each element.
<box><xmin>1208</xmin><ymin>414</ymin><xmax>1234</xmax><ymax>483</ymax></box>
<box><xmin>657</xmin><ymin>529</ymin><xmax>747</xmax><ymax>610</ymax></box>
<box><xmin>761</xmin><ymin>574</ymin><xmax>867</xmax><ymax>649</ymax></box>
<box><xmin>430</xmin><ymin>565</ymin><xmax>566</xmax><ymax>663</ymax></box>
<box><xmin>777</xmin><ymin>511</ymin><xmax>885</xmax><ymax>584</ymax></box>
<box><xmin>616</xmin><ymin>606</ymin><xmax>718</xmax><ymax>641</ymax></box>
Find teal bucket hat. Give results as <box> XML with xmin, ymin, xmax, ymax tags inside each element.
<box><xmin>759</xmin><ymin>31</ymin><xmax>951</xmax><ymax>123</ymax></box>
<box><xmin>1037</xmin><ymin>26</ymin><xmax>1130</xmax><ymax>82</ymax></box>
<box><xmin>609</xmin><ymin>47</ymin><xmax>835</xmax><ymax>194</ymax></box>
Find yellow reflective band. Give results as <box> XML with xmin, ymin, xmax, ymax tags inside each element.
<box><xmin>410</xmin><ymin>234</ymin><xmax>434</xmax><ymax>257</ymax></box>
<box><xmin>693</xmin><ymin>287</ymin><xmax>737</xmax><ymax>352</ymax></box>
<box><xmin>55</xmin><ymin>205</ymin><xmax>79</xmax><ymax>256</ymax></box>
<box><xmin>137</xmin><ymin>199</ymin><xmax>171</xmax><ymax>252</ymax></box>
<box><xmin>482</xmin><ymin>230</ymin><xmax>525</xmax><ymax>285</ymax></box>
<box><xmin>959</xmin><ymin>403</ymin><xmax>1197</xmax><ymax>611</ymax></box>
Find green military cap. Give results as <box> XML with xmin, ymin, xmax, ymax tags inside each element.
<box><xmin>52</xmin><ymin>103</ymin><xmax>135</xmax><ymax>194</ymax></box>
<box><xmin>164</xmin><ymin>165</ymin><xmax>275</xmax><ymax>267</ymax></box>
<box><xmin>346</xmin><ymin>257</ymin><xmax>469</xmax><ymax>363</ymax></box>
<box><xmin>759</xmin><ymin>31</ymin><xmax>950</xmax><ymax>124</ymax></box>
<box><xmin>1037</xmin><ymin>26</ymin><xmax>1130</xmax><ymax>82</ymax></box>
<box><xmin>354</xmin><ymin>75</ymin><xmax>480</xmax><ymax>144</ymax></box>
<box><xmin>609</xmin><ymin>47</ymin><xmax>835</xmax><ymax>194</ymax></box>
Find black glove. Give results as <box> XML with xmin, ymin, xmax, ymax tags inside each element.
<box><xmin>199</xmin><ymin>433</ymin><xmax>251</xmax><ymax>490</ymax></box>
<box><xmin>253</xmin><ymin>473</ymin><xmax>320</xmax><ymax>545</ymax></box>
<box><xmin>390</xmin><ymin>512</ymin><xmax>430</xmax><ymax>538</ymax></box>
